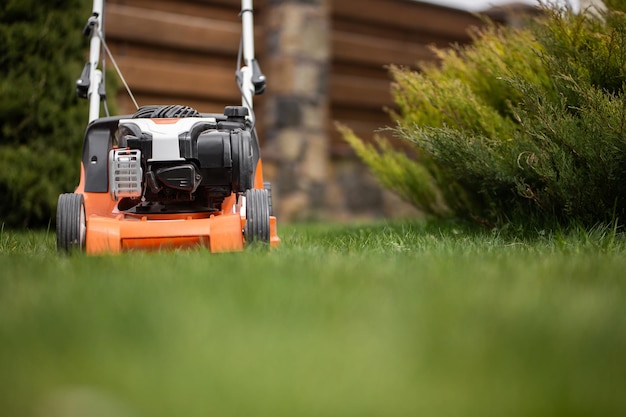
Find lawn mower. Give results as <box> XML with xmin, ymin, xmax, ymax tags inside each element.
<box><xmin>56</xmin><ymin>0</ymin><xmax>279</xmax><ymax>254</ymax></box>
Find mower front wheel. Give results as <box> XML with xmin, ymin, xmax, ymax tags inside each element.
<box><xmin>56</xmin><ymin>193</ymin><xmax>86</xmax><ymax>253</ymax></box>
<box><xmin>244</xmin><ymin>189</ymin><xmax>270</xmax><ymax>245</ymax></box>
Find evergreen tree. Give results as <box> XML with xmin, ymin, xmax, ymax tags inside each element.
<box><xmin>341</xmin><ymin>2</ymin><xmax>626</xmax><ymax>228</ymax></box>
<box><xmin>0</xmin><ymin>0</ymin><xmax>89</xmax><ymax>227</ymax></box>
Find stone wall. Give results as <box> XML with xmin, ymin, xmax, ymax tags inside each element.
<box><xmin>262</xmin><ymin>0</ymin><xmax>332</xmax><ymax>221</ymax></box>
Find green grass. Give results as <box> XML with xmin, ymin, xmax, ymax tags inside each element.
<box><xmin>1</xmin><ymin>221</ymin><xmax>626</xmax><ymax>417</ymax></box>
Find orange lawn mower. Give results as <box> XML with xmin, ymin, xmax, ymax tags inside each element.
<box><xmin>56</xmin><ymin>0</ymin><xmax>279</xmax><ymax>254</ymax></box>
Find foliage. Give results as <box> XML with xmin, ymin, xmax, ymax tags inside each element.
<box><xmin>0</xmin><ymin>0</ymin><xmax>91</xmax><ymax>227</ymax></box>
<box><xmin>343</xmin><ymin>2</ymin><xmax>626</xmax><ymax>227</ymax></box>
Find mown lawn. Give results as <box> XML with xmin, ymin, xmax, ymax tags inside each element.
<box><xmin>1</xmin><ymin>221</ymin><xmax>625</xmax><ymax>417</ymax></box>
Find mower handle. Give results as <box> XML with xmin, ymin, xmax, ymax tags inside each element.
<box><xmin>83</xmin><ymin>0</ymin><xmax>104</xmax><ymax>123</ymax></box>
<box><xmin>238</xmin><ymin>0</ymin><xmax>266</xmax><ymax>113</ymax></box>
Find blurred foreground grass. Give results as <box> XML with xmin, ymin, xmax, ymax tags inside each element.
<box><xmin>1</xmin><ymin>221</ymin><xmax>625</xmax><ymax>417</ymax></box>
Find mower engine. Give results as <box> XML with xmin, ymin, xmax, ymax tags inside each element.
<box><xmin>110</xmin><ymin>106</ymin><xmax>256</xmax><ymax>213</ymax></box>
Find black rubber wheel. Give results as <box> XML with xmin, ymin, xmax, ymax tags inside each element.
<box><xmin>56</xmin><ymin>193</ymin><xmax>86</xmax><ymax>253</ymax></box>
<box><xmin>244</xmin><ymin>189</ymin><xmax>270</xmax><ymax>245</ymax></box>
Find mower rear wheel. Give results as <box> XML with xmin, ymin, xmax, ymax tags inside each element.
<box><xmin>56</xmin><ymin>193</ymin><xmax>86</xmax><ymax>253</ymax></box>
<box><xmin>244</xmin><ymin>189</ymin><xmax>270</xmax><ymax>245</ymax></box>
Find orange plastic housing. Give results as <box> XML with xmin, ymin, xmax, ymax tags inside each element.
<box><xmin>76</xmin><ymin>158</ymin><xmax>279</xmax><ymax>254</ymax></box>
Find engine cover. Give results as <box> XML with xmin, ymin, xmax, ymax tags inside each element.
<box><xmin>115</xmin><ymin>108</ymin><xmax>257</xmax><ymax>209</ymax></box>
<box><xmin>193</xmin><ymin>128</ymin><xmax>254</xmax><ymax>192</ymax></box>
<box><xmin>154</xmin><ymin>164</ymin><xmax>201</xmax><ymax>192</ymax></box>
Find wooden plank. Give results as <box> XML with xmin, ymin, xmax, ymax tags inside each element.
<box><xmin>332</xmin><ymin>0</ymin><xmax>481</xmax><ymax>40</ymax></box>
<box><xmin>107</xmin><ymin>0</ymin><xmax>241</xmax><ymax>21</ymax></box>
<box><xmin>114</xmin><ymin>56</ymin><xmax>241</xmax><ymax>102</ymax></box>
<box><xmin>332</xmin><ymin>103</ymin><xmax>392</xmax><ymax>119</ymax></box>
<box><xmin>332</xmin><ymin>18</ymin><xmax>460</xmax><ymax>47</ymax></box>
<box><xmin>332</xmin><ymin>31</ymin><xmax>435</xmax><ymax>68</ymax></box>
<box><xmin>330</xmin><ymin>75</ymin><xmax>393</xmax><ymax>109</ymax></box>
<box><xmin>106</xmin><ymin>4</ymin><xmax>241</xmax><ymax>54</ymax></box>
<box><xmin>331</xmin><ymin>62</ymin><xmax>390</xmax><ymax>82</ymax></box>
<box><xmin>107</xmin><ymin>43</ymin><xmax>236</xmax><ymax>68</ymax></box>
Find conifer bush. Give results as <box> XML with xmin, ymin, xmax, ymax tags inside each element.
<box><xmin>0</xmin><ymin>0</ymin><xmax>89</xmax><ymax>227</ymax></box>
<box><xmin>342</xmin><ymin>1</ymin><xmax>626</xmax><ymax>227</ymax></box>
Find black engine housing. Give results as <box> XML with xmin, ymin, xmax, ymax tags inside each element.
<box><xmin>116</xmin><ymin>106</ymin><xmax>257</xmax><ymax>212</ymax></box>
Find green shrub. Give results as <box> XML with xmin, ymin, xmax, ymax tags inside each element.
<box><xmin>0</xmin><ymin>0</ymin><xmax>90</xmax><ymax>228</ymax></box>
<box><xmin>343</xmin><ymin>2</ymin><xmax>626</xmax><ymax>227</ymax></box>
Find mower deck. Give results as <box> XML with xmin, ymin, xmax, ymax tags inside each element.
<box><xmin>85</xmin><ymin>210</ymin><xmax>279</xmax><ymax>254</ymax></box>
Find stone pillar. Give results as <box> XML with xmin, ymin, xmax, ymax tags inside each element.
<box><xmin>263</xmin><ymin>0</ymin><xmax>330</xmax><ymax>221</ymax></box>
